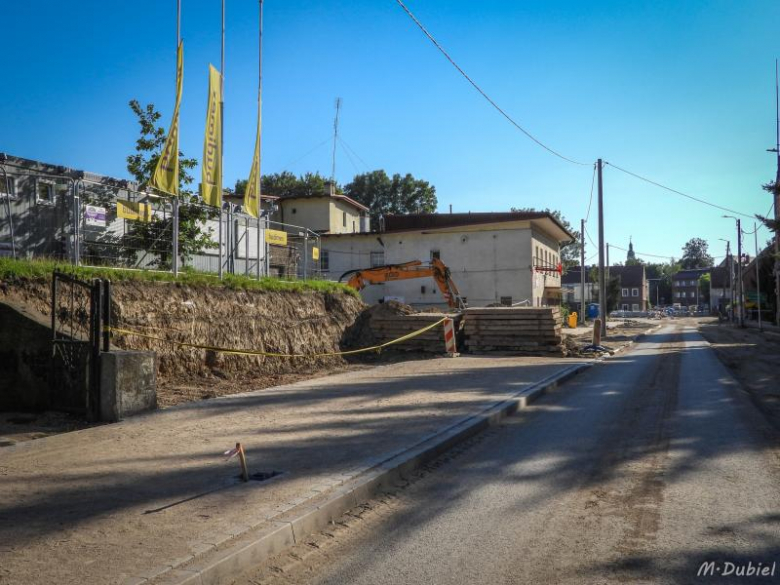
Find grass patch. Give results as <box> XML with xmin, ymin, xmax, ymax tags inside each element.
<box><xmin>0</xmin><ymin>257</ymin><xmax>358</xmax><ymax>296</ymax></box>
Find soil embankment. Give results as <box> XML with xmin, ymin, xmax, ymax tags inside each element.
<box><xmin>2</xmin><ymin>277</ymin><xmax>366</xmax><ymax>406</ymax></box>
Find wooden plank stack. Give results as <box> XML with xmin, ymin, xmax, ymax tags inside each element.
<box><xmin>369</xmin><ymin>313</ymin><xmax>462</xmax><ymax>352</ymax></box>
<box><xmin>463</xmin><ymin>307</ymin><xmax>563</xmax><ymax>355</ymax></box>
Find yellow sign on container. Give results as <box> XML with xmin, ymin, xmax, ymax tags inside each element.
<box><xmin>117</xmin><ymin>199</ymin><xmax>153</xmax><ymax>222</ymax></box>
<box><xmin>265</xmin><ymin>229</ymin><xmax>288</xmax><ymax>246</ymax></box>
<box><xmin>312</xmin><ymin>247</ymin><xmax>320</xmax><ymax>260</ymax></box>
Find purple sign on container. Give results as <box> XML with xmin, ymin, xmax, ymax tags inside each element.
<box><xmin>85</xmin><ymin>205</ymin><xmax>107</xmax><ymax>227</ymax></box>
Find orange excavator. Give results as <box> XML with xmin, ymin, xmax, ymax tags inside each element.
<box><xmin>339</xmin><ymin>259</ymin><xmax>466</xmax><ymax>310</ymax></box>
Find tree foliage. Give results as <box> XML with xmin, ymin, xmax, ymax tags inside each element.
<box><xmin>588</xmin><ymin>268</ymin><xmax>622</xmax><ymax>312</ymax></box>
<box><xmin>123</xmin><ymin>100</ymin><xmax>215</xmax><ymax>268</ymax></box>
<box><xmin>344</xmin><ymin>170</ymin><xmax>437</xmax><ymax>229</ymax></box>
<box><xmin>680</xmin><ymin>237</ymin><xmax>714</xmax><ymax>269</ymax></box>
<box><xmin>259</xmin><ymin>171</ymin><xmax>335</xmax><ymax>199</ymax></box>
<box><xmin>645</xmin><ymin>261</ymin><xmax>680</xmax><ymax>305</ymax></box>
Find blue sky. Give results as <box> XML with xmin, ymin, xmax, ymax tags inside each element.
<box><xmin>3</xmin><ymin>0</ymin><xmax>779</xmax><ymax>262</ymax></box>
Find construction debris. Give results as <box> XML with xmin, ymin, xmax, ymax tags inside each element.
<box><xmin>463</xmin><ymin>307</ymin><xmax>564</xmax><ymax>356</ymax></box>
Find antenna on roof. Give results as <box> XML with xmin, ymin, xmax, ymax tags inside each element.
<box><xmin>331</xmin><ymin>97</ymin><xmax>342</xmax><ymax>182</ymax></box>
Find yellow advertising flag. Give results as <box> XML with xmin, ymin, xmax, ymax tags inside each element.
<box><xmin>243</xmin><ymin>108</ymin><xmax>262</xmax><ymax>218</ymax></box>
<box><xmin>149</xmin><ymin>41</ymin><xmax>184</xmax><ymax>197</ymax></box>
<box><xmin>201</xmin><ymin>64</ymin><xmax>222</xmax><ymax>208</ymax></box>
<box><xmin>117</xmin><ymin>199</ymin><xmax>153</xmax><ymax>222</ymax></box>
<box><xmin>311</xmin><ymin>247</ymin><xmax>320</xmax><ymax>261</ymax></box>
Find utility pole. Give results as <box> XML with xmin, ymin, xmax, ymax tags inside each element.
<box><xmin>737</xmin><ymin>218</ymin><xmax>744</xmax><ymax>327</ymax></box>
<box><xmin>331</xmin><ymin>97</ymin><xmax>342</xmax><ymax>184</ymax></box>
<box><xmin>774</xmin><ymin>60</ymin><xmax>780</xmax><ymax>327</ymax></box>
<box><xmin>726</xmin><ymin>241</ymin><xmax>733</xmax><ymax>321</ymax></box>
<box><xmin>580</xmin><ymin>219</ymin><xmax>586</xmax><ymax>324</ymax></box>
<box><xmin>597</xmin><ymin>159</ymin><xmax>607</xmax><ymax>337</ymax></box>
<box><xmin>755</xmin><ymin>222</ymin><xmax>763</xmax><ymax>331</ymax></box>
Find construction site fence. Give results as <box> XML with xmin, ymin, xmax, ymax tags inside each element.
<box><xmin>0</xmin><ymin>171</ymin><xmax>322</xmax><ymax>280</ymax></box>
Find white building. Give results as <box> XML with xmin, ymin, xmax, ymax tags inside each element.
<box><xmin>320</xmin><ymin>212</ymin><xmax>574</xmax><ymax>308</ymax></box>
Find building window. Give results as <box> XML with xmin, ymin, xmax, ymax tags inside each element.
<box><xmin>320</xmin><ymin>250</ymin><xmax>329</xmax><ymax>271</ymax></box>
<box><xmin>370</xmin><ymin>251</ymin><xmax>384</xmax><ymax>267</ymax></box>
<box><xmin>342</xmin><ymin>211</ymin><xmax>347</xmax><ymax>227</ymax></box>
<box><xmin>621</xmin><ymin>288</ymin><xmax>629</xmax><ymax>297</ymax></box>
<box><xmin>430</xmin><ymin>249</ymin><xmax>440</xmax><ymax>260</ymax></box>
<box><xmin>421</xmin><ymin>285</ymin><xmax>426</xmax><ymax>294</ymax></box>
<box><xmin>632</xmin><ymin>288</ymin><xmax>639</xmax><ymax>297</ymax></box>
<box><xmin>622</xmin><ymin>304</ymin><xmax>629</xmax><ymax>310</ymax></box>
<box><xmin>36</xmin><ymin>178</ymin><xmax>55</xmax><ymax>205</ymax></box>
<box><xmin>291</xmin><ymin>207</ymin><xmax>297</xmax><ymax>214</ymax></box>
<box><xmin>500</xmin><ymin>296</ymin><xmax>512</xmax><ymax>306</ymax></box>
<box><xmin>0</xmin><ymin>175</ymin><xmax>17</xmax><ymax>199</ymax></box>
<box><xmin>632</xmin><ymin>304</ymin><xmax>639</xmax><ymax>311</ymax></box>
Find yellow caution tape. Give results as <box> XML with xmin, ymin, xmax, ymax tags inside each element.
<box><xmin>106</xmin><ymin>316</ymin><xmax>449</xmax><ymax>358</ymax></box>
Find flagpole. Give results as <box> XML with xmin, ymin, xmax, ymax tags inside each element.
<box><xmin>172</xmin><ymin>0</ymin><xmax>182</xmax><ymax>276</ymax></box>
<box><xmin>218</xmin><ymin>0</ymin><xmax>225</xmax><ymax>278</ymax></box>
<box><xmin>257</xmin><ymin>0</ymin><xmax>264</xmax><ymax>279</ymax></box>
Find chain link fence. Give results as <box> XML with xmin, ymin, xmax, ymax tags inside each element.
<box><xmin>1</xmin><ymin>163</ymin><xmax>322</xmax><ymax>280</ymax></box>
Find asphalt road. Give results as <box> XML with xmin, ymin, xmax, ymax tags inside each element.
<box><xmin>240</xmin><ymin>324</ymin><xmax>780</xmax><ymax>585</ymax></box>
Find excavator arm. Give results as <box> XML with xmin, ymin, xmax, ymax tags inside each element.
<box><xmin>339</xmin><ymin>259</ymin><xmax>466</xmax><ymax>310</ymax></box>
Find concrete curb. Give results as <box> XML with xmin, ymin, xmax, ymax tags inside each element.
<box><xmin>149</xmin><ymin>362</ymin><xmax>593</xmax><ymax>585</ymax></box>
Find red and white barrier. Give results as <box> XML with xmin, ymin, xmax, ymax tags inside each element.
<box><xmin>443</xmin><ymin>317</ymin><xmax>458</xmax><ymax>357</ymax></box>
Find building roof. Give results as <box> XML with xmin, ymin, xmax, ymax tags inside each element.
<box><xmin>277</xmin><ymin>192</ymin><xmax>369</xmax><ymax>212</ymax></box>
<box><xmin>672</xmin><ymin>268</ymin><xmax>711</xmax><ymax>281</ymax></box>
<box><xmin>382</xmin><ymin>212</ymin><xmax>575</xmax><ymax>242</ymax></box>
<box><xmin>562</xmin><ymin>264</ymin><xmax>646</xmax><ymax>287</ymax></box>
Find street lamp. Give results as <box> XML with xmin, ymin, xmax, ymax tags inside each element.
<box><xmin>722</xmin><ymin>216</ymin><xmax>744</xmax><ymax>327</ymax></box>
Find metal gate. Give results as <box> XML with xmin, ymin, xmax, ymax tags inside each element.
<box><xmin>51</xmin><ymin>271</ymin><xmax>110</xmax><ymax>420</ymax></box>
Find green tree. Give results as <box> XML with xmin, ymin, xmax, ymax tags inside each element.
<box><xmin>645</xmin><ymin>261</ymin><xmax>679</xmax><ymax>306</ymax></box>
<box><xmin>512</xmin><ymin>208</ymin><xmax>580</xmax><ymax>268</ymax></box>
<box><xmin>254</xmin><ymin>171</ymin><xmax>334</xmax><ymax>199</ymax></box>
<box><xmin>123</xmin><ymin>100</ymin><xmax>216</xmax><ymax>268</ymax></box>
<box><xmin>588</xmin><ymin>267</ymin><xmax>621</xmax><ymax>312</ymax></box>
<box><xmin>698</xmin><ymin>273</ymin><xmax>711</xmax><ymax>306</ymax></box>
<box><xmin>680</xmin><ymin>238</ymin><xmax>714</xmax><ymax>269</ymax></box>
<box><xmin>344</xmin><ymin>170</ymin><xmax>437</xmax><ymax>229</ymax></box>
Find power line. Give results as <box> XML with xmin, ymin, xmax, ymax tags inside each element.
<box><xmin>741</xmin><ymin>202</ymin><xmax>774</xmax><ymax>235</ymax></box>
<box><xmin>338</xmin><ymin>141</ymin><xmax>361</xmax><ymax>174</ymax></box>
<box><xmin>338</xmin><ymin>136</ymin><xmax>371</xmax><ymax>170</ymax></box>
<box><xmin>609</xmin><ymin>242</ymin><xmax>726</xmax><ymax>261</ymax></box>
<box><xmin>584</xmin><ymin>225</ymin><xmax>597</xmax><ymax>249</ymax></box>
<box><xmin>394</xmin><ymin>0</ymin><xmax>588</xmax><ymax>167</ymax></box>
<box><xmin>585</xmin><ymin>162</ymin><xmax>596</xmax><ymax>223</ymax></box>
<box><xmin>280</xmin><ymin>136</ymin><xmax>332</xmax><ymax>170</ymax></box>
<box><xmin>605</xmin><ymin>161</ymin><xmax>756</xmax><ymax>220</ymax></box>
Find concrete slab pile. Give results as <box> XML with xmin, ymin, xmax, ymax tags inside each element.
<box><xmin>464</xmin><ymin>307</ymin><xmax>564</xmax><ymax>355</ymax></box>
<box><xmin>369</xmin><ymin>313</ymin><xmax>462</xmax><ymax>352</ymax></box>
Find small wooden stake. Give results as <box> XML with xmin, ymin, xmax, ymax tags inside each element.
<box><xmin>593</xmin><ymin>318</ymin><xmax>602</xmax><ymax>347</ymax></box>
<box><xmin>237</xmin><ymin>442</ymin><xmax>249</xmax><ymax>482</ymax></box>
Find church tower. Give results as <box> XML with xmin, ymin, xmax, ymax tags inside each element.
<box><xmin>627</xmin><ymin>237</ymin><xmax>636</xmax><ymax>262</ymax></box>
